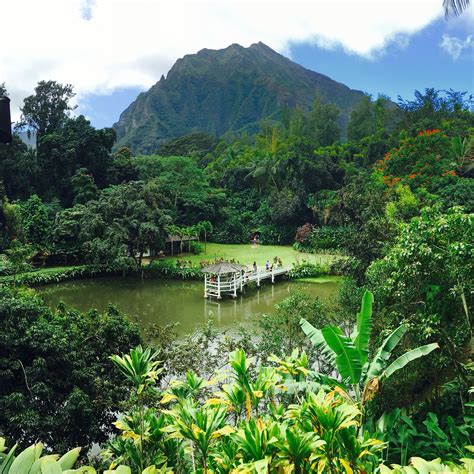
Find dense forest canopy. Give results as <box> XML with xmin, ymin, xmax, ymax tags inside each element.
<box><xmin>0</xmin><ymin>75</ymin><xmax>472</xmax><ymax>472</ymax></box>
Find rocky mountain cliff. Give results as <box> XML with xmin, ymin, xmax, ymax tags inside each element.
<box><xmin>114</xmin><ymin>42</ymin><xmax>366</xmax><ymax>153</ymax></box>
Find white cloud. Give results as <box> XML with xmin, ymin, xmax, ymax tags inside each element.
<box><xmin>0</xmin><ymin>0</ymin><xmax>455</xmax><ymax>120</ymax></box>
<box><xmin>439</xmin><ymin>33</ymin><xmax>473</xmax><ymax>59</ymax></box>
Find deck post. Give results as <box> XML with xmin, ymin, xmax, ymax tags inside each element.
<box><xmin>257</xmin><ymin>272</ymin><xmax>260</xmax><ymax>287</ymax></box>
<box><xmin>271</xmin><ymin>268</ymin><xmax>274</xmax><ymax>283</ymax></box>
<box><xmin>233</xmin><ymin>273</ymin><xmax>237</xmax><ymax>298</ymax></box>
<box><xmin>217</xmin><ymin>274</ymin><xmax>221</xmax><ymax>299</ymax></box>
<box><xmin>204</xmin><ymin>274</ymin><xmax>208</xmax><ymax>298</ymax></box>
<box><xmin>240</xmin><ymin>271</ymin><xmax>243</xmax><ymax>291</ymax></box>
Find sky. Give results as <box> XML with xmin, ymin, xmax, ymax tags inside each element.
<box><xmin>1</xmin><ymin>0</ymin><xmax>473</xmax><ymax>129</ymax></box>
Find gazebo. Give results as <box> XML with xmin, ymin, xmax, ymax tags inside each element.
<box><xmin>202</xmin><ymin>262</ymin><xmax>247</xmax><ymax>299</ymax></box>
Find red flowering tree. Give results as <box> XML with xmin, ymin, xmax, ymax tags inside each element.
<box><xmin>374</xmin><ymin>130</ymin><xmax>457</xmax><ymax>190</ymax></box>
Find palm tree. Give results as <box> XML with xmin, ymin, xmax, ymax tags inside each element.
<box><xmin>443</xmin><ymin>0</ymin><xmax>471</xmax><ymax>16</ymax></box>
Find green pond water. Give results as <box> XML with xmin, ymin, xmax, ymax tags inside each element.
<box><xmin>38</xmin><ymin>277</ymin><xmax>340</xmax><ymax>335</ymax></box>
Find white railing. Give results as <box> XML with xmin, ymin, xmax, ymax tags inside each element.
<box><xmin>204</xmin><ymin>265</ymin><xmax>292</xmax><ymax>298</ymax></box>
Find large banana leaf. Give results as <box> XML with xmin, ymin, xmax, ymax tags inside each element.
<box><xmin>300</xmin><ymin>318</ymin><xmax>335</xmax><ymax>365</ymax></box>
<box><xmin>383</xmin><ymin>343</ymin><xmax>439</xmax><ymax>379</ymax></box>
<box><xmin>321</xmin><ymin>326</ymin><xmax>362</xmax><ymax>384</ymax></box>
<box><xmin>363</xmin><ymin>325</ymin><xmax>408</xmax><ymax>382</ymax></box>
<box><xmin>354</xmin><ymin>291</ymin><xmax>374</xmax><ymax>366</ymax></box>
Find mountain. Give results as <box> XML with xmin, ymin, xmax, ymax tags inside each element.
<box><xmin>114</xmin><ymin>42</ymin><xmax>366</xmax><ymax>154</ymax></box>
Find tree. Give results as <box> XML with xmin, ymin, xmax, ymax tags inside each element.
<box><xmin>71</xmin><ymin>181</ymin><xmax>172</xmax><ymax>266</ymax></box>
<box><xmin>71</xmin><ymin>168</ymin><xmax>99</xmax><ymax>205</ymax></box>
<box><xmin>367</xmin><ymin>206</ymin><xmax>473</xmax><ymax>408</ymax></box>
<box><xmin>134</xmin><ymin>155</ymin><xmax>222</xmax><ymax>224</ymax></box>
<box><xmin>306</xmin><ymin>95</ymin><xmax>341</xmax><ymax>147</ymax></box>
<box><xmin>37</xmin><ymin>115</ymin><xmax>115</xmax><ymax>204</ymax></box>
<box><xmin>0</xmin><ymin>137</ymin><xmax>38</xmax><ymax>200</ymax></box>
<box><xmin>19</xmin><ymin>194</ymin><xmax>53</xmax><ymax>249</ymax></box>
<box><xmin>158</xmin><ymin>132</ymin><xmax>219</xmax><ymax>159</ymax></box>
<box><xmin>0</xmin><ymin>286</ymin><xmax>142</xmax><ymax>451</ymax></box>
<box><xmin>107</xmin><ymin>146</ymin><xmax>138</xmax><ymax>184</ymax></box>
<box><xmin>19</xmin><ymin>80</ymin><xmax>76</xmax><ymax>138</ymax></box>
<box><xmin>196</xmin><ymin>220</ymin><xmax>213</xmax><ymax>251</ymax></box>
<box><xmin>0</xmin><ymin>83</ymin><xmax>7</xmax><ymax>97</ymax></box>
<box><xmin>348</xmin><ymin>95</ymin><xmax>375</xmax><ymax>142</ymax></box>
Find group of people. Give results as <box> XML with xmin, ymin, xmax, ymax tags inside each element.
<box><xmin>252</xmin><ymin>256</ymin><xmax>283</xmax><ymax>274</ymax></box>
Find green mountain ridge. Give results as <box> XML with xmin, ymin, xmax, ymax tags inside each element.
<box><xmin>114</xmin><ymin>42</ymin><xmax>367</xmax><ymax>153</ymax></box>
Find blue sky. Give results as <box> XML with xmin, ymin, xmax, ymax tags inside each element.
<box><xmin>291</xmin><ymin>18</ymin><xmax>473</xmax><ymax>103</ymax></box>
<box><xmin>3</xmin><ymin>1</ymin><xmax>472</xmax><ymax>129</ymax></box>
<box><xmin>79</xmin><ymin>17</ymin><xmax>473</xmax><ymax>129</ymax></box>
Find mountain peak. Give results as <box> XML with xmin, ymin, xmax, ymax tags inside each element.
<box><xmin>114</xmin><ymin>43</ymin><xmax>365</xmax><ymax>154</ymax></box>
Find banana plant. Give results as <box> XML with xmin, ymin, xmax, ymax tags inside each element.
<box><xmin>300</xmin><ymin>290</ymin><xmax>439</xmax><ymax>404</ymax></box>
<box><xmin>0</xmin><ymin>439</ymin><xmax>94</xmax><ymax>473</ymax></box>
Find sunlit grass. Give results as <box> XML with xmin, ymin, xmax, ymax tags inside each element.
<box><xmin>165</xmin><ymin>242</ymin><xmax>337</xmax><ymax>268</ymax></box>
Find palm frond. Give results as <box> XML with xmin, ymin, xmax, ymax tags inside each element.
<box><xmin>443</xmin><ymin>0</ymin><xmax>471</xmax><ymax>17</ymax></box>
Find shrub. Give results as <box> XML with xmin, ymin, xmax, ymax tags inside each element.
<box><xmin>146</xmin><ymin>260</ymin><xmax>203</xmax><ymax>280</ymax></box>
<box><xmin>189</xmin><ymin>241</ymin><xmax>204</xmax><ymax>255</ymax></box>
<box><xmin>288</xmin><ymin>262</ymin><xmax>328</xmax><ymax>279</ymax></box>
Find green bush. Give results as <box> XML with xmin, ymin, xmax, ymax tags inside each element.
<box><xmin>146</xmin><ymin>260</ymin><xmax>203</xmax><ymax>280</ymax></box>
<box><xmin>189</xmin><ymin>241</ymin><xmax>204</xmax><ymax>255</ymax></box>
<box><xmin>294</xmin><ymin>226</ymin><xmax>350</xmax><ymax>253</ymax></box>
<box><xmin>288</xmin><ymin>262</ymin><xmax>328</xmax><ymax>279</ymax></box>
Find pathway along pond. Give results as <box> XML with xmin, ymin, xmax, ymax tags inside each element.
<box><xmin>38</xmin><ymin>277</ymin><xmax>340</xmax><ymax>335</ymax></box>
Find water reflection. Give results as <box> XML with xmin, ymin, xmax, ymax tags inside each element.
<box><xmin>39</xmin><ymin>277</ymin><xmax>339</xmax><ymax>335</ymax></box>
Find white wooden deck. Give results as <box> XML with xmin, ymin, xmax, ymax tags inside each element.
<box><xmin>204</xmin><ymin>265</ymin><xmax>292</xmax><ymax>299</ymax></box>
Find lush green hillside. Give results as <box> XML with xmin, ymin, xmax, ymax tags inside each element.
<box><xmin>114</xmin><ymin>42</ymin><xmax>366</xmax><ymax>153</ymax></box>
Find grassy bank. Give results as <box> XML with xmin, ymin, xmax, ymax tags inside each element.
<box><xmin>163</xmin><ymin>242</ymin><xmax>337</xmax><ymax>268</ymax></box>
<box><xmin>1</xmin><ymin>243</ymin><xmax>339</xmax><ymax>286</ymax></box>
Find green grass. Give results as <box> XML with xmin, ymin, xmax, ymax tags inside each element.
<box><xmin>166</xmin><ymin>242</ymin><xmax>337</xmax><ymax>268</ymax></box>
<box><xmin>294</xmin><ymin>276</ymin><xmax>343</xmax><ymax>284</ymax></box>
<box><xmin>0</xmin><ymin>266</ymin><xmax>79</xmax><ymax>282</ymax></box>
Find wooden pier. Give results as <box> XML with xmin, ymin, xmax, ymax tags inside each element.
<box><xmin>202</xmin><ymin>262</ymin><xmax>292</xmax><ymax>299</ymax></box>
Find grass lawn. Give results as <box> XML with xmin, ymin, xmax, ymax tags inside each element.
<box><xmin>165</xmin><ymin>242</ymin><xmax>338</xmax><ymax>268</ymax></box>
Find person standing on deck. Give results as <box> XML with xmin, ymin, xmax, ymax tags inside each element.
<box><xmin>253</xmin><ymin>261</ymin><xmax>257</xmax><ymax>274</ymax></box>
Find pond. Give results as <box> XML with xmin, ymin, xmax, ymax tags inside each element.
<box><xmin>38</xmin><ymin>277</ymin><xmax>340</xmax><ymax>335</ymax></box>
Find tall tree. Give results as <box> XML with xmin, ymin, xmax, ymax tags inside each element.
<box><xmin>19</xmin><ymin>80</ymin><xmax>75</xmax><ymax>138</ymax></box>
<box><xmin>306</xmin><ymin>95</ymin><xmax>341</xmax><ymax>147</ymax></box>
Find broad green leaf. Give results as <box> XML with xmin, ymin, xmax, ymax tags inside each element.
<box><xmin>364</xmin><ymin>325</ymin><xmax>408</xmax><ymax>382</ymax></box>
<box><xmin>300</xmin><ymin>318</ymin><xmax>335</xmax><ymax>364</ymax></box>
<box><xmin>58</xmin><ymin>447</ymin><xmax>81</xmax><ymax>470</ymax></box>
<box><xmin>321</xmin><ymin>326</ymin><xmax>362</xmax><ymax>384</ymax></box>
<box><xmin>40</xmin><ymin>458</ymin><xmax>63</xmax><ymax>474</ymax></box>
<box><xmin>383</xmin><ymin>343</ymin><xmax>439</xmax><ymax>379</ymax></box>
<box><xmin>354</xmin><ymin>291</ymin><xmax>373</xmax><ymax>366</ymax></box>
<box><xmin>10</xmin><ymin>443</ymin><xmax>42</xmax><ymax>474</ymax></box>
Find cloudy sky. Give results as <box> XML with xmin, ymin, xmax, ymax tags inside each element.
<box><xmin>1</xmin><ymin>0</ymin><xmax>473</xmax><ymax>128</ymax></box>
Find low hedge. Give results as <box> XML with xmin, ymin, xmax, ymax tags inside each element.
<box><xmin>288</xmin><ymin>262</ymin><xmax>329</xmax><ymax>279</ymax></box>
<box><xmin>146</xmin><ymin>260</ymin><xmax>203</xmax><ymax>280</ymax></box>
<box><xmin>0</xmin><ymin>264</ymin><xmax>122</xmax><ymax>286</ymax></box>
